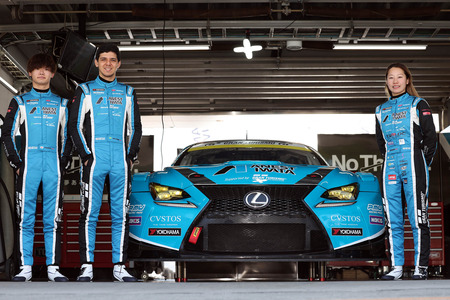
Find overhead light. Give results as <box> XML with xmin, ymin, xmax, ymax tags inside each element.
<box><xmin>233</xmin><ymin>38</ymin><xmax>262</xmax><ymax>59</ymax></box>
<box><xmin>118</xmin><ymin>44</ymin><xmax>210</xmax><ymax>51</ymax></box>
<box><xmin>286</xmin><ymin>40</ymin><xmax>302</xmax><ymax>51</ymax></box>
<box><xmin>0</xmin><ymin>75</ymin><xmax>18</xmax><ymax>94</ymax></box>
<box><xmin>333</xmin><ymin>44</ymin><xmax>428</xmax><ymax>50</ymax></box>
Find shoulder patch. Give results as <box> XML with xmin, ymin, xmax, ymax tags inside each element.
<box><xmin>14</xmin><ymin>95</ymin><xmax>24</xmax><ymax>105</ymax></box>
<box><xmin>127</xmin><ymin>86</ymin><xmax>134</xmax><ymax>97</ymax></box>
<box><xmin>80</xmin><ymin>83</ymin><xmax>90</xmax><ymax>95</ymax></box>
<box><xmin>413</xmin><ymin>97</ymin><xmax>424</xmax><ymax>107</ymax></box>
<box><xmin>61</xmin><ymin>98</ymin><xmax>69</xmax><ymax>107</ymax></box>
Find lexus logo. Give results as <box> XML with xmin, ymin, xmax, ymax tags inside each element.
<box><xmin>244</xmin><ymin>191</ymin><xmax>271</xmax><ymax>210</ymax></box>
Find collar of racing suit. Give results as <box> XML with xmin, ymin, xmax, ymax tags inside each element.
<box><xmin>30</xmin><ymin>87</ymin><xmax>52</xmax><ymax>97</ymax></box>
<box><xmin>389</xmin><ymin>91</ymin><xmax>409</xmax><ymax>102</ymax></box>
<box><xmin>95</xmin><ymin>75</ymin><xmax>118</xmax><ymax>87</ymax></box>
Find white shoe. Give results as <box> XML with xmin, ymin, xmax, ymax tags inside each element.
<box><xmin>12</xmin><ymin>265</ymin><xmax>32</xmax><ymax>282</ymax></box>
<box><xmin>380</xmin><ymin>266</ymin><xmax>403</xmax><ymax>280</ymax></box>
<box><xmin>113</xmin><ymin>264</ymin><xmax>137</xmax><ymax>282</ymax></box>
<box><xmin>77</xmin><ymin>264</ymin><xmax>93</xmax><ymax>282</ymax></box>
<box><xmin>48</xmin><ymin>265</ymin><xmax>69</xmax><ymax>282</ymax></box>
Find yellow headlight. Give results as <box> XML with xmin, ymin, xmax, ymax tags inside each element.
<box><xmin>322</xmin><ymin>184</ymin><xmax>358</xmax><ymax>201</ymax></box>
<box><xmin>150</xmin><ymin>183</ymin><xmax>187</xmax><ymax>201</ymax></box>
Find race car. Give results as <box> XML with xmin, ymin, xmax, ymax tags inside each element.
<box><xmin>128</xmin><ymin>140</ymin><xmax>385</xmax><ymax>262</ymax></box>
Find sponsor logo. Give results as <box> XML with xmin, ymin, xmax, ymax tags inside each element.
<box><xmin>129</xmin><ymin>204</ymin><xmax>145</xmax><ymax>214</ymax></box>
<box><xmin>422</xmin><ymin>109</ymin><xmax>432</xmax><ymax>116</ymax></box>
<box><xmin>392</xmin><ymin>111</ymin><xmax>407</xmax><ymax>120</ymax></box>
<box><xmin>388</xmin><ymin>175</ymin><xmax>396</xmax><ymax>180</ymax></box>
<box><xmin>129</xmin><ymin>217</ymin><xmax>141</xmax><ymax>225</ymax></box>
<box><xmin>418</xmin><ymin>192</ymin><xmax>428</xmax><ymax>224</ymax></box>
<box><xmin>244</xmin><ymin>191</ymin><xmax>271</xmax><ymax>210</ymax></box>
<box><xmin>29</xmin><ymin>107</ymin><xmax>37</xmax><ymax>114</ymax></box>
<box><xmin>150</xmin><ymin>215</ymin><xmax>182</xmax><ymax>223</ymax></box>
<box><xmin>96</xmin><ymin>97</ymin><xmax>104</xmax><ymax>104</ymax></box>
<box><xmin>149</xmin><ymin>228</ymin><xmax>181</xmax><ymax>236</ymax></box>
<box><xmin>251</xmin><ymin>164</ymin><xmax>295</xmax><ymax>175</ymax></box>
<box><xmin>367</xmin><ymin>204</ymin><xmax>383</xmax><ymax>215</ymax></box>
<box><xmin>27</xmin><ymin>99</ymin><xmax>38</xmax><ymax>102</ymax></box>
<box><xmin>42</xmin><ymin>107</ymin><xmax>57</xmax><ymax>115</ymax></box>
<box><xmin>109</xmin><ymin>97</ymin><xmax>123</xmax><ymax>105</ymax></box>
<box><xmin>93</xmin><ymin>89</ymin><xmax>105</xmax><ymax>91</ymax></box>
<box><xmin>331</xmin><ymin>215</ymin><xmax>361</xmax><ymax>223</ymax></box>
<box><xmin>332</xmin><ymin>228</ymin><xmax>363</xmax><ymax>236</ymax></box>
<box><xmin>383</xmin><ymin>115</ymin><xmax>389</xmax><ymax>122</ymax></box>
<box><xmin>370</xmin><ymin>216</ymin><xmax>384</xmax><ymax>225</ymax></box>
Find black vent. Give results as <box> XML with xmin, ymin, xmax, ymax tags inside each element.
<box><xmin>208</xmin><ymin>223</ymin><xmax>306</xmax><ymax>252</ymax></box>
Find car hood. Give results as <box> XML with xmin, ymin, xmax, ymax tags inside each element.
<box><xmin>144</xmin><ymin>160</ymin><xmax>376</xmax><ymax>192</ymax></box>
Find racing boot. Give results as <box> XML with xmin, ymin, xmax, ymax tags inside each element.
<box><xmin>380</xmin><ymin>266</ymin><xmax>403</xmax><ymax>280</ymax></box>
<box><xmin>113</xmin><ymin>264</ymin><xmax>137</xmax><ymax>282</ymax></box>
<box><xmin>77</xmin><ymin>263</ymin><xmax>93</xmax><ymax>282</ymax></box>
<box><xmin>48</xmin><ymin>265</ymin><xmax>69</xmax><ymax>282</ymax></box>
<box><xmin>12</xmin><ymin>265</ymin><xmax>32</xmax><ymax>282</ymax></box>
<box><xmin>412</xmin><ymin>266</ymin><xmax>428</xmax><ymax>280</ymax></box>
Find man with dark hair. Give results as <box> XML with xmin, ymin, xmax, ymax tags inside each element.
<box><xmin>69</xmin><ymin>43</ymin><xmax>142</xmax><ymax>282</ymax></box>
<box><xmin>1</xmin><ymin>53</ymin><xmax>71</xmax><ymax>282</ymax></box>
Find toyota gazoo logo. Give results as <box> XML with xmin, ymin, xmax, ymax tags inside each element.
<box><xmin>244</xmin><ymin>191</ymin><xmax>271</xmax><ymax>210</ymax></box>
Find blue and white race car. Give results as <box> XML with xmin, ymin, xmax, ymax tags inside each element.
<box><xmin>128</xmin><ymin>140</ymin><xmax>385</xmax><ymax>261</ymax></box>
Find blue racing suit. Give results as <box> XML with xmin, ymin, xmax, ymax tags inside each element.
<box><xmin>375</xmin><ymin>92</ymin><xmax>437</xmax><ymax>267</ymax></box>
<box><xmin>69</xmin><ymin>76</ymin><xmax>142</xmax><ymax>264</ymax></box>
<box><xmin>1</xmin><ymin>88</ymin><xmax>71</xmax><ymax>266</ymax></box>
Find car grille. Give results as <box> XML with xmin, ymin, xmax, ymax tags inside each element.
<box><xmin>186</xmin><ymin>185</ymin><xmax>330</xmax><ymax>253</ymax></box>
<box><xmin>199</xmin><ymin>185</ymin><xmax>311</xmax><ymax>218</ymax></box>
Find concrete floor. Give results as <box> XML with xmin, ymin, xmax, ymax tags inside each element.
<box><xmin>1</xmin><ymin>280</ymin><xmax>450</xmax><ymax>300</ymax></box>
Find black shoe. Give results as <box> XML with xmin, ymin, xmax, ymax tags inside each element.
<box><xmin>412</xmin><ymin>267</ymin><xmax>428</xmax><ymax>280</ymax></box>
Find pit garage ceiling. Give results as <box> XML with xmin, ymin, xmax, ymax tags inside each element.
<box><xmin>1</xmin><ymin>0</ymin><xmax>450</xmax><ymax>115</ymax></box>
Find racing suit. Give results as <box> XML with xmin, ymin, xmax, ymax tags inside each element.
<box><xmin>69</xmin><ymin>76</ymin><xmax>142</xmax><ymax>264</ymax></box>
<box><xmin>1</xmin><ymin>88</ymin><xmax>71</xmax><ymax>266</ymax></box>
<box><xmin>375</xmin><ymin>92</ymin><xmax>437</xmax><ymax>267</ymax></box>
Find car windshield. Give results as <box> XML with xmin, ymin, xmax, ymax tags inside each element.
<box><xmin>173</xmin><ymin>144</ymin><xmax>327</xmax><ymax>166</ymax></box>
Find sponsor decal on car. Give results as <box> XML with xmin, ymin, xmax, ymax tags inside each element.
<box><xmin>129</xmin><ymin>204</ymin><xmax>146</xmax><ymax>214</ymax></box>
<box><xmin>150</xmin><ymin>215</ymin><xmax>182</xmax><ymax>223</ymax></box>
<box><xmin>129</xmin><ymin>216</ymin><xmax>142</xmax><ymax>226</ymax></box>
<box><xmin>369</xmin><ymin>216</ymin><xmax>383</xmax><ymax>225</ymax></box>
<box><xmin>367</xmin><ymin>204</ymin><xmax>384</xmax><ymax>215</ymax></box>
<box><xmin>332</xmin><ymin>228</ymin><xmax>363</xmax><ymax>236</ymax></box>
<box><xmin>251</xmin><ymin>164</ymin><xmax>295</xmax><ymax>175</ymax></box>
<box><xmin>331</xmin><ymin>215</ymin><xmax>361</xmax><ymax>223</ymax></box>
<box><xmin>149</xmin><ymin>228</ymin><xmax>181</xmax><ymax>236</ymax></box>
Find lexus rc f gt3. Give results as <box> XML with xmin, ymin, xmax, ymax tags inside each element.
<box><xmin>129</xmin><ymin>140</ymin><xmax>385</xmax><ymax>261</ymax></box>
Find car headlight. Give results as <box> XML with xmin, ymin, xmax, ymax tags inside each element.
<box><xmin>149</xmin><ymin>183</ymin><xmax>196</xmax><ymax>208</ymax></box>
<box><xmin>150</xmin><ymin>183</ymin><xmax>190</xmax><ymax>200</ymax></box>
<box><xmin>321</xmin><ymin>183</ymin><xmax>358</xmax><ymax>200</ymax></box>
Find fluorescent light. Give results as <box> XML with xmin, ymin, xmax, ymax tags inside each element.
<box><xmin>118</xmin><ymin>44</ymin><xmax>210</xmax><ymax>51</ymax></box>
<box><xmin>333</xmin><ymin>44</ymin><xmax>428</xmax><ymax>50</ymax></box>
<box><xmin>0</xmin><ymin>75</ymin><xmax>18</xmax><ymax>94</ymax></box>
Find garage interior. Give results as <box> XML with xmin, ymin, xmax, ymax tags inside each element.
<box><xmin>0</xmin><ymin>0</ymin><xmax>450</xmax><ymax>281</ymax></box>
